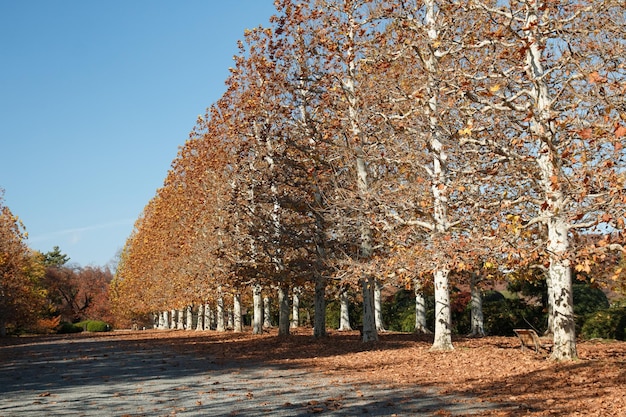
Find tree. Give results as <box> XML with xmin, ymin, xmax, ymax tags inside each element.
<box><xmin>0</xmin><ymin>192</ymin><xmax>45</xmax><ymax>335</ymax></box>
<box><xmin>467</xmin><ymin>0</ymin><xmax>626</xmax><ymax>360</ymax></box>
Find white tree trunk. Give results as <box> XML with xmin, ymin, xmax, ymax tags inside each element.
<box><xmin>196</xmin><ymin>304</ymin><xmax>204</xmax><ymax>331</ymax></box>
<box><xmin>177</xmin><ymin>309</ymin><xmax>185</xmax><ymax>330</ymax></box>
<box><xmin>170</xmin><ymin>309</ymin><xmax>176</xmax><ymax>329</ymax></box>
<box><xmin>227</xmin><ymin>307</ymin><xmax>234</xmax><ymax>330</ymax></box>
<box><xmin>216</xmin><ymin>287</ymin><xmax>225</xmax><ymax>332</ymax></box>
<box><xmin>233</xmin><ymin>292</ymin><xmax>242</xmax><ymax>332</ymax></box>
<box><xmin>545</xmin><ymin>273</ymin><xmax>554</xmax><ymax>335</ymax></box>
<box><xmin>431</xmin><ymin>269</ymin><xmax>454</xmax><ymax>351</ymax></box>
<box><xmin>374</xmin><ymin>280</ymin><xmax>385</xmax><ymax>332</ymax></box>
<box><xmin>413</xmin><ymin>279</ymin><xmax>430</xmax><ymax>334</ymax></box>
<box><xmin>470</xmin><ymin>273</ymin><xmax>485</xmax><ymax>337</ymax></box>
<box><xmin>186</xmin><ymin>305</ymin><xmax>193</xmax><ymax>330</ymax></box>
<box><xmin>278</xmin><ymin>285</ymin><xmax>290</xmax><ymax>336</ymax></box>
<box><xmin>253</xmin><ymin>285</ymin><xmax>263</xmax><ymax>334</ymax></box>
<box><xmin>338</xmin><ymin>289</ymin><xmax>352</xmax><ymax>331</ymax></box>
<box><xmin>204</xmin><ymin>303</ymin><xmax>212</xmax><ymax>330</ymax></box>
<box><xmin>523</xmin><ymin>3</ymin><xmax>576</xmax><ymax>359</ymax></box>
<box><xmin>291</xmin><ymin>287</ymin><xmax>300</xmax><ymax>329</ymax></box>
<box><xmin>313</xmin><ymin>275</ymin><xmax>327</xmax><ymax>338</ymax></box>
<box><xmin>424</xmin><ymin>0</ymin><xmax>453</xmax><ymax>351</ymax></box>
<box><xmin>263</xmin><ymin>296</ymin><xmax>272</xmax><ymax>329</ymax></box>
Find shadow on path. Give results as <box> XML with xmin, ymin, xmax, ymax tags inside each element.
<box><xmin>0</xmin><ymin>331</ymin><xmax>499</xmax><ymax>416</ymax></box>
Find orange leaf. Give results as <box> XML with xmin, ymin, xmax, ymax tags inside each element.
<box><xmin>588</xmin><ymin>71</ymin><xmax>607</xmax><ymax>84</ymax></box>
<box><xmin>614</xmin><ymin>124</ymin><xmax>626</xmax><ymax>139</ymax></box>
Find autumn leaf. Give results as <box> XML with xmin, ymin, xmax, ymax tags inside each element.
<box><xmin>578</xmin><ymin>128</ymin><xmax>593</xmax><ymax>139</ymax></box>
<box><xmin>614</xmin><ymin>124</ymin><xmax>626</xmax><ymax>140</ymax></box>
<box><xmin>588</xmin><ymin>71</ymin><xmax>607</xmax><ymax>84</ymax></box>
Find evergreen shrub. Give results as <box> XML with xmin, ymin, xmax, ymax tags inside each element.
<box><xmin>57</xmin><ymin>322</ymin><xmax>84</xmax><ymax>334</ymax></box>
<box><xmin>76</xmin><ymin>320</ymin><xmax>111</xmax><ymax>332</ymax></box>
<box><xmin>580</xmin><ymin>307</ymin><xmax>626</xmax><ymax>341</ymax></box>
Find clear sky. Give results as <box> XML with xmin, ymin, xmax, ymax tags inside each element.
<box><xmin>0</xmin><ymin>0</ymin><xmax>277</xmax><ymax>268</ymax></box>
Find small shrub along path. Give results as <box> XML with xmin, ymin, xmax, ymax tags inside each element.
<box><xmin>0</xmin><ymin>329</ymin><xmax>624</xmax><ymax>416</ymax></box>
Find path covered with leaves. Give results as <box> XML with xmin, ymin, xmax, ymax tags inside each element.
<box><xmin>1</xmin><ymin>329</ymin><xmax>624</xmax><ymax>416</ymax></box>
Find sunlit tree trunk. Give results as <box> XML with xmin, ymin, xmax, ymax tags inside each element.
<box><xmin>252</xmin><ymin>284</ymin><xmax>263</xmax><ymax>334</ymax></box>
<box><xmin>196</xmin><ymin>304</ymin><xmax>204</xmax><ymax>331</ymax></box>
<box><xmin>523</xmin><ymin>4</ymin><xmax>576</xmax><ymax>360</ymax></box>
<box><xmin>233</xmin><ymin>292</ymin><xmax>242</xmax><ymax>332</ymax></box>
<box><xmin>263</xmin><ymin>296</ymin><xmax>272</xmax><ymax>329</ymax></box>
<box><xmin>338</xmin><ymin>289</ymin><xmax>352</xmax><ymax>331</ymax></box>
<box><xmin>414</xmin><ymin>279</ymin><xmax>430</xmax><ymax>334</ymax></box>
<box><xmin>186</xmin><ymin>305</ymin><xmax>193</xmax><ymax>330</ymax></box>
<box><xmin>204</xmin><ymin>303</ymin><xmax>211</xmax><ymax>330</ymax></box>
<box><xmin>374</xmin><ymin>280</ymin><xmax>385</xmax><ymax>332</ymax></box>
<box><xmin>432</xmin><ymin>269</ymin><xmax>453</xmax><ymax>350</ymax></box>
<box><xmin>227</xmin><ymin>307</ymin><xmax>233</xmax><ymax>330</ymax></box>
<box><xmin>291</xmin><ymin>287</ymin><xmax>300</xmax><ymax>329</ymax></box>
<box><xmin>177</xmin><ymin>309</ymin><xmax>185</xmax><ymax>330</ymax></box>
<box><xmin>216</xmin><ymin>286</ymin><xmax>225</xmax><ymax>332</ymax></box>
<box><xmin>418</xmin><ymin>0</ymin><xmax>454</xmax><ymax>352</ymax></box>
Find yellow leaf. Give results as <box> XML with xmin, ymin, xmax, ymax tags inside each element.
<box><xmin>489</xmin><ymin>84</ymin><xmax>501</xmax><ymax>93</ymax></box>
<box><xmin>459</xmin><ymin>127</ymin><xmax>472</xmax><ymax>136</ymax></box>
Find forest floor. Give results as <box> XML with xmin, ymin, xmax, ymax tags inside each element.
<box><xmin>1</xmin><ymin>328</ymin><xmax>624</xmax><ymax>416</ymax></box>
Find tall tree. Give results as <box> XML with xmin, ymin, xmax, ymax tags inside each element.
<box><xmin>0</xmin><ymin>192</ymin><xmax>45</xmax><ymax>335</ymax></box>
<box><xmin>468</xmin><ymin>0</ymin><xmax>626</xmax><ymax>359</ymax></box>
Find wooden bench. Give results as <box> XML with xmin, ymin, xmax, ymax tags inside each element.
<box><xmin>513</xmin><ymin>329</ymin><xmax>552</xmax><ymax>353</ymax></box>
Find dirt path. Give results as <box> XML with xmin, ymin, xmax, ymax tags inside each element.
<box><xmin>0</xmin><ymin>331</ymin><xmax>498</xmax><ymax>416</ymax></box>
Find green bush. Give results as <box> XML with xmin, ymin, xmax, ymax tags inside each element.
<box><xmin>483</xmin><ymin>298</ymin><xmax>546</xmax><ymax>336</ymax></box>
<box><xmin>573</xmin><ymin>283</ymin><xmax>610</xmax><ymax>331</ymax></box>
<box><xmin>57</xmin><ymin>322</ymin><xmax>84</xmax><ymax>334</ymax></box>
<box><xmin>325</xmin><ymin>297</ymin><xmax>362</xmax><ymax>329</ymax></box>
<box><xmin>383</xmin><ymin>289</ymin><xmax>429</xmax><ymax>332</ymax></box>
<box><xmin>76</xmin><ymin>320</ymin><xmax>111</xmax><ymax>332</ymax></box>
<box><xmin>580</xmin><ymin>307</ymin><xmax>626</xmax><ymax>341</ymax></box>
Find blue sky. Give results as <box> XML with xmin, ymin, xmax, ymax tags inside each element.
<box><xmin>0</xmin><ymin>0</ymin><xmax>277</xmax><ymax>268</ymax></box>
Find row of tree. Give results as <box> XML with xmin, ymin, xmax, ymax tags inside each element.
<box><xmin>111</xmin><ymin>0</ymin><xmax>625</xmax><ymax>360</ymax></box>
<box><xmin>0</xmin><ymin>194</ymin><xmax>113</xmax><ymax>336</ymax></box>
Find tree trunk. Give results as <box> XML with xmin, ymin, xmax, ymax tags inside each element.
<box><xmin>291</xmin><ymin>287</ymin><xmax>300</xmax><ymax>329</ymax></box>
<box><xmin>547</xmin><ymin>217</ymin><xmax>577</xmax><ymax>360</ymax></box>
<box><xmin>204</xmin><ymin>303</ymin><xmax>212</xmax><ymax>330</ymax></box>
<box><xmin>313</xmin><ymin>275</ymin><xmax>327</xmax><ymax>338</ymax></box>
<box><xmin>0</xmin><ymin>320</ymin><xmax>6</xmax><ymax>337</ymax></box>
<box><xmin>233</xmin><ymin>292</ymin><xmax>242</xmax><ymax>332</ymax></box>
<box><xmin>523</xmin><ymin>1</ymin><xmax>576</xmax><ymax>360</ymax></box>
<box><xmin>227</xmin><ymin>307</ymin><xmax>234</xmax><ymax>330</ymax></box>
<box><xmin>170</xmin><ymin>309</ymin><xmax>177</xmax><ymax>329</ymax></box>
<box><xmin>252</xmin><ymin>285</ymin><xmax>263</xmax><ymax>334</ymax></box>
<box><xmin>361</xmin><ymin>276</ymin><xmax>378</xmax><ymax>342</ymax></box>
<box><xmin>413</xmin><ymin>278</ymin><xmax>430</xmax><ymax>334</ymax></box>
<box><xmin>338</xmin><ymin>289</ymin><xmax>352</xmax><ymax>331</ymax></box>
<box><xmin>278</xmin><ymin>285</ymin><xmax>290</xmax><ymax>336</ymax></box>
<box><xmin>470</xmin><ymin>273</ymin><xmax>485</xmax><ymax>337</ymax></box>
<box><xmin>186</xmin><ymin>305</ymin><xmax>193</xmax><ymax>330</ymax></box>
<box><xmin>374</xmin><ymin>279</ymin><xmax>385</xmax><ymax>332</ymax></box>
<box><xmin>177</xmin><ymin>309</ymin><xmax>185</xmax><ymax>330</ymax></box>
<box><xmin>431</xmin><ymin>269</ymin><xmax>454</xmax><ymax>351</ymax></box>
<box><xmin>545</xmin><ymin>273</ymin><xmax>554</xmax><ymax>335</ymax></box>
<box><xmin>216</xmin><ymin>287</ymin><xmax>225</xmax><ymax>332</ymax></box>
<box><xmin>263</xmin><ymin>296</ymin><xmax>272</xmax><ymax>328</ymax></box>
<box><xmin>196</xmin><ymin>304</ymin><xmax>204</xmax><ymax>331</ymax></box>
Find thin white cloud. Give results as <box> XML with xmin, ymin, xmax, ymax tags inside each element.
<box><xmin>28</xmin><ymin>219</ymin><xmax>135</xmax><ymax>244</ymax></box>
